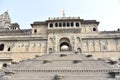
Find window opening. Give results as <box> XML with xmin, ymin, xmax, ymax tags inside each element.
<box><xmin>59</xmin><ymin>23</ymin><xmax>62</xmax><ymax>27</ymax></box>
<box><xmin>50</xmin><ymin>23</ymin><xmax>53</xmax><ymax>27</ymax></box>
<box><xmin>63</xmin><ymin>23</ymin><xmax>66</xmax><ymax>27</ymax></box>
<box><xmin>67</xmin><ymin>22</ymin><xmax>69</xmax><ymax>27</ymax></box>
<box><xmin>55</xmin><ymin>23</ymin><xmax>58</xmax><ymax>27</ymax></box>
<box><xmin>49</xmin><ymin>48</ymin><xmax>52</xmax><ymax>53</ymax></box>
<box><xmin>3</xmin><ymin>63</ymin><xmax>7</xmax><ymax>68</ymax></box>
<box><xmin>93</xmin><ymin>28</ymin><xmax>96</xmax><ymax>31</ymax></box>
<box><xmin>8</xmin><ymin>47</ymin><xmax>11</xmax><ymax>51</ymax></box>
<box><xmin>34</xmin><ymin>29</ymin><xmax>37</xmax><ymax>33</ymax></box>
<box><xmin>76</xmin><ymin>23</ymin><xmax>79</xmax><ymax>27</ymax></box>
<box><xmin>0</xmin><ymin>44</ymin><xmax>4</xmax><ymax>51</ymax></box>
<box><xmin>71</xmin><ymin>22</ymin><xmax>74</xmax><ymax>27</ymax></box>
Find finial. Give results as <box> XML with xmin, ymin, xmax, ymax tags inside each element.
<box><xmin>62</xmin><ymin>10</ymin><xmax>65</xmax><ymax>17</ymax></box>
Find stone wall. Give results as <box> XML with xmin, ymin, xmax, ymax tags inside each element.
<box><xmin>82</xmin><ymin>39</ymin><xmax>118</xmax><ymax>52</ymax></box>
<box><xmin>0</xmin><ymin>15</ymin><xmax>120</xmax><ymax>68</ymax></box>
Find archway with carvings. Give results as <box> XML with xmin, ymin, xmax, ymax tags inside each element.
<box><xmin>59</xmin><ymin>38</ymin><xmax>71</xmax><ymax>51</ymax></box>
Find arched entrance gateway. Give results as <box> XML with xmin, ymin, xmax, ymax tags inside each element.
<box><xmin>59</xmin><ymin>38</ymin><xmax>72</xmax><ymax>51</ymax></box>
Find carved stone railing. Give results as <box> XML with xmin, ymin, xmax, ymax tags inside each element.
<box><xmin>48</xmin><ymin>28</ymin><xmax>81</xmax><ymax>33</ymax></box>
<box><xmin>48</xmin><ymin>17</ymin><xmax>80</xmax><ymax>20</ymax></box>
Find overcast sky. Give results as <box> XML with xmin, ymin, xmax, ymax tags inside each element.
<box><xmin>0</xmin><ymin>0</ymin><xmax>120</xmax><ymax>31</ymax></box>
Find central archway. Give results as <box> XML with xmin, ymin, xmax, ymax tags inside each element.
<box><xmin>59</xmin><ymin>38</ymin><xmax>71</xmax><ymax>51</ymax></box>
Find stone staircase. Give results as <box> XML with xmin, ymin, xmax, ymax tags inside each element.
<box><xmin>0</xmin><ymin>51</ymin><xmax>119</xmax><ymax>80</ymax></box>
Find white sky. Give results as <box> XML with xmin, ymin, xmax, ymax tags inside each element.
<box><xmin>0</xmin><ymin>0</ymin><xmax>120</xmax><ymax>31</ymax></box>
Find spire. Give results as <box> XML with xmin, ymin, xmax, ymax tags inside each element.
<box><xmin>0</xmin><ymin>11</ymin><xmax>11</xmax><ymax>29</ymax></box>
<box><xmin>62</xmin><ymin>10</ymin><xmax>65</xmax><ymax>17</ymax></box>
<box><xmin>0</xmin><ymin>11</ymin><xmax>11</xmax><ymax>23</ymax></box>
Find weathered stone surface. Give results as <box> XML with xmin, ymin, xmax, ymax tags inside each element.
<box><xmin>0</xmin><ymin>11</ymin><xmax>120</xmax><ymax>69</ymax></box>
<box><xmin>0</xmin><ymin>52</ymin><xmax>120</xmax><ymax>80</ymax></box>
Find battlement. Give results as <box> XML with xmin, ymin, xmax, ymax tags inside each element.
<box><xmin>48</xmin><ymin>17</ymin><xmax>80</xmax><ymax>20</ymax></box>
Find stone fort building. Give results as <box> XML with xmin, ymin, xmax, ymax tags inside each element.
<box><xmin>0</xmin><ymin>11</ymin><xmax>120</xmax><ymax>68</ymax></box>
<box><xmin>0</xmin><ymin>11</ymin><xmax>120</xmax><ymax>80</ymax></box>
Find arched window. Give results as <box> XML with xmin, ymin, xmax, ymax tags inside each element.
<box><xmin>77</xmin><ymin>48</ymin><xmax>82</xmax><ymax>53</ymax></box>
<box><xmin>49</xmin><ymin>48</ymin><xmax>52</xmax><ymax>53</ymax></box>
<box><xmin>0</xmin><ymin>44</ymin><xmax>4</xmax><ymax>51</ymax></box>
<box><xmin>59</xmin><ymin>23</ymin><xmax>62</xmax><ymax>27</ymax></box>
<box><xmin>8</xmin><ymin>47</ymin><xmax>11</xmax><ymax>51</ymax></box>
<box><xmin>76</xmin><ymin>22</ymin><xmax>79</xmax><ymax>27</ymax></box>
<box><xmin>34</xmin><ymin>29</ymin><xmax>37</xmax><ymax>33</ymax></box>
<box><xmin>93</xmin><ymin>28</ymin><xmax>97</xmax><ymax>31</ymax></box>
<box><xmin>55</xmin><ymin>23</ymin><xmax>58</xmax><ymax>27</ymax></box>
<box><xmin>59</xmin><ymin>38</ymin><xmax>71</xmax><ymax>51</ymax></box>
<box><xmin>67</xmin><ymin>22</ymin><xmax>69</xmax><ymax>27</ymax></box>
<box><xmin>3</xmin><ymin>63</ymin><xmax>7</xmax><ymax>68</ymax></box>
<box><xmin>63</xmin><ymin>23</ymin><xmax>66</xmax><ymax>27</ymax></box>
<box><xmin>71</xmin><ymin>22</ymin><xmax>74</xmax><ymax>27</ymax></box>
<box><xmin>49</xmin><ymin>38</ymin><xmax>53</xmax><ymax>43</ymax></box>
<box><xmin>50</xmin><ymin>23</ymin><xmax>53</xmax><ymax>28</ymax></box>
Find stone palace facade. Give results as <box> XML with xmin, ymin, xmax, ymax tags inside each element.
<box><xmin>0</xmin><ymin>11</ymin><xmax>120</xmax><ymax>80</ymax></box>
<box><xmin>0</xmin><ymin>11</ymin><xmax>120</xmax><ymax>68</ymax></box>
